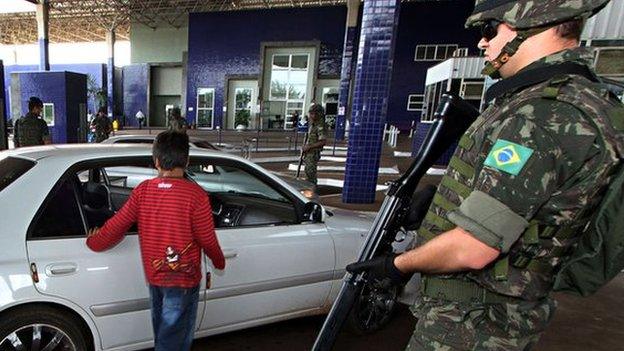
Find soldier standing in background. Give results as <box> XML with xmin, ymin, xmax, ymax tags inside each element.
<box><xmin>14</xmin><ymin>96</ymin><xmax>51</xmax><ymax>147</ymax></box>
<box><xmin>302</xmin><ymin>104</ymin><xmax>327</xmax><ymax>185</ymax></box>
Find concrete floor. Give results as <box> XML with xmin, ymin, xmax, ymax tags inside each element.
<box><xmin>110</xmin><ymin>130</ymin><xmax>624</xmax><ymax>350</ymax></box>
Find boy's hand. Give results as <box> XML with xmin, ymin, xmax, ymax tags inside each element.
<box><xmin>88</xmin><ymin>227</ymin><xmax>100</xmax><ymax>238</ymax></box>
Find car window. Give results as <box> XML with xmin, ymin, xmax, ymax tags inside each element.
<box><xmin>30</xmin><ymin>178</ymin><xmax>86</xmax><ymax>239</ymax></box>
<box><xmin>114</xmin><ymin>139</ymin><xmax>153</xmax><ymax>145</ymax></box>
<box><xmin>192</xmin><ymin>141</ymin><xmax>218</xmax><ymax>150</ymax></box>
<box><xmin>103</xmin><ymin>165</ymin><xmax>158</xmax><ymax>189</ymax></box>
<box><xmin>187</xmin><ymin>163</ymin><xmax>289</xmax><ymax>203</ymax></box>
<box><xmin>0</xmin><ymin>157</ymin><xmax>36</xmax><ymax>192</ymax></box>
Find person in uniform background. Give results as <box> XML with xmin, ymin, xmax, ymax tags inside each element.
<box><xmin>302</xmin><ymin>104</ymin><xmax>327</xmax><ymax>185</ymax></box>
<box><xmin>168</xmin><ymin>107</ymin><xmax>188</xmax><ymax>133</ymax></box>
<box><xmin>14</xmin><ymin>96</ymin><xmax>51</xmax><ymax>147</ymax></box>
<box><xmin>347</xmin><ymin>1</ymin><xmax>623</xmax><ymax>350</ymax></box>
<box><xmin>91</xmin><ymin>106</ymin><xmax>112</xmax><ymax>143</ymax></box>
<box><xmin>86</xmin><ymin>131</ymin><xmax>225</xmax><ymax>351</ymax></box>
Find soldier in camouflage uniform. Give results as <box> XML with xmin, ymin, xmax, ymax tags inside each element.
<box><xmin>347</xmin><ymin>1</ymin><xmax>624</xmax><ymax>350</ymax></box>
<box><xmin>91</xmin><ymin>107</ymin><xmax>112</xmax><ymax>143</ymax></box>
<box><xmin>168</xmin><ymin>107</ymin><xmax>188</xmax><ymax>133</ymax></box>
<box><xmin>13</xmin><ymin>96</ymin><xmax>51</xmax><ymax>147</ymax></box>
<box><xmin>302</xmin><ymin>104</ymin><xmax>327</xmax><ymax>185</ymax></box>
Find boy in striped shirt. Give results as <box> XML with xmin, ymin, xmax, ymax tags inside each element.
<box><xmin>87</xmin><ymin>130</ymin><xmax>225</xmax><ymax>351</ymax></box>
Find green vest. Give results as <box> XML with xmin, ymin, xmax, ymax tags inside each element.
<box><xmin>420</xmin><ymin>73</ymin><xmax>624</xmax><ymax>302</ymax></box>
<box><xmin>17</xmin><ymin>114</ymin><xmax>46</xmax><ymax>147</ymax></box>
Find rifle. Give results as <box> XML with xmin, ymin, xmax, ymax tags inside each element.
<box><xmin>311</xmin><ymin>92</ymin><xmax>480</xmax><ymax>351</ymax></box>
<box><xmin>296</xmin><ymin>133</ymin><xmax>310</xmax><ymax>178</ymax></box>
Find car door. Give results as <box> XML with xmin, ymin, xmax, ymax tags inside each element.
<box><xmin>189</xmin><ymin>157</ymin><xmax>336</xmax><ymax>330</ymax></box>
<box><xmin>25</xmin><ymin>159</ymin><xmax>207</xmax><ymax>350</ymax></box>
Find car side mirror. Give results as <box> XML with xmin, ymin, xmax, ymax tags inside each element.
<box><xmin>303</xmin><ymin>201</ymin><xmax>324</xmax><ymax>223</ymax></box>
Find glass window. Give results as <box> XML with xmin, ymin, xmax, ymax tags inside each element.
<box><xmin>234</xmin><ymin>88</ymin><xmax>253</xmax><ymax>128</ymax></box>
<box><xmin>461</xmin><ymin>80</ymin><xmax>485</xmax><ymax>100</ymax></box>
<box><xmin>0</xmin><ymin>157</ymin><xmax>36</xmax><ymax>193</ymax></box>
<box><xmin>30</xmin><ymin>179</ymin><xmax>85</xmax><ymax>239</ymax></box>
<box><xmin>272</xmin><ymin>55</ymin><xmax>290</xmax><ymax>69</ymax></box>
<box><xmin>196</xmin><ymin>88</ymin><xmax>215</xmax><ymax>128</ymax></box>
<box><xmin>595</xmin><ymin>48</ymin><xmax>624</xmax><ymax>76</ymax></box>
<box><xmin>415</xmin><ymin>44</ymin><xmax>459</xmax><ymax>62</ymax></box>
<box><xmin>407</xmin><ymin>94</ymin><xmax>425</xmax><ymax>111</ymax></box>
<box><xmin>268</xmin><ymin>53</ymin><xmax>310</xmax><ymax>129</ymax></box>
<box><xmin>103</xmin><ymin>165</ymin><xmax>158</xmax><ymax>189</ymax></box>
<box><xmin>43</xmin><ymin>103</ymin><xmax>54</xmax><ymax>126</ymax></box>
<box><xmin>291</xmin><ymin>55</ymin><xmax>308</xmax><ymax>69</ymax></box>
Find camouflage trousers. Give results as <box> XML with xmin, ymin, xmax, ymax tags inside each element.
<box><xmin>406</xmin><ymin>297</ymin><xmax>556</xmax><ymax>351</ymax></box>
<box><xmin>304</xmin><ymin>151</ymin><xmax>321</xmax><ymax>185</ymax></box>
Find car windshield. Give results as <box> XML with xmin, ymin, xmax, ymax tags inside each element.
<box><xmin>0</xmin><ymin>157</ymin><xmax>36</xmax><ymax>192</ymax></box>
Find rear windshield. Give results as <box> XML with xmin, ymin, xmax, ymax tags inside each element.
<box><xmin>0</xmin><ymin>157</ymin><xmax>36</xmax><ymax>192</ymax></box>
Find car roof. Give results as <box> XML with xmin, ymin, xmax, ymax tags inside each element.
<box><xmin>105</xmin><ymin>134</ymin><xmax>207</xmax><ymax>144</ymax></box>
<box><xmin>3</xmin><ymin>143</ymin><xmax>224</xmax><ymax>162</ymax></box>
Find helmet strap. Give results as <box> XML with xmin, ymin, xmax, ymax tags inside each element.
<box><xmin>482</xmin><ymin>26</ymin><xmax>551</xmax><ymax>79</ymax></box>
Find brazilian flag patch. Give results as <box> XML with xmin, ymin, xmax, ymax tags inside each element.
<box><xmin>484</xmin><ymin>139</ymin><xmax>534</xmax><ymax>176</ymax></box>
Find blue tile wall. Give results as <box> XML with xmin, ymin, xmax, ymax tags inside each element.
<box><xmin>411</xmin><ymin>121</ymin><xmax>456</xmax><ymax>166</ymax></box>
<box><xmin>187</xmin><ymin>6</ymin><xmax>346</xmax><ymax>128</ymax></box>
<box><xmin>335</xmin><ymin>26</ymin><xmax>359</xmax><ymax>141</ymax></box>
<box><xmin>18</xmin><ymin>71</ymin><xmax>86</xmax><ymax>143</ymax></box>
<box><xmin>386</xmin><ymin>0</ymin><xmax>479</xmax><ymax>130</ymax></box>
<box><xmin>107</xmin><ymin>57</ymin><xmax>115</xmax><ymax>117</ymax></box>
<box><xmin>122</xmin><ymin>64</ymin><xmax>149</xmax><ymax>127</ymax></box>
<box><xmin>343</xmin><ymin>0</ymin><xmax>402</xmax><ymax>204</ymax></box>
<box><xmin>3</xmin><ymin>63</ymin><xmax>106</xmax><ymax>120</ymax></box>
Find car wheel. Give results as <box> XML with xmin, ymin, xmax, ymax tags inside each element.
<box><xmin>0</xmin><ymin>306</ymin><xmax>89</xmax><ymax>351</ymax></box>
<box><xmin>346</xmin><ymin>279</ymin><xmax>399</xmax><ymax>335</ymax></box>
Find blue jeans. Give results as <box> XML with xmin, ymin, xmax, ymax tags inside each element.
<box><xmin>149</xmin><ymin>285</ymin><xmax>200</xmax><ymax>351</ymax></box>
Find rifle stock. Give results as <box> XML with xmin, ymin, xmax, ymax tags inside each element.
<box><xmin>312</xmin><ymin>93</ymin><xmax>479</xmax><ymax>351</ymax></box>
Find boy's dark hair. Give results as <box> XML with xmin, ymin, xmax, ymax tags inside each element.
<box><xmin>153</xmin><ymin>131</ymin><xmax>190</xmax><ymax>170</ymax></box>
<box><xmin>28</xmin><ymin>96</ymin><xmax>43</xmax><ymax>111</ymax></box>
<box><xmin>555</xmin><ymin>19</ymin><xmax>584</xmax><ymax>41</ymax></box>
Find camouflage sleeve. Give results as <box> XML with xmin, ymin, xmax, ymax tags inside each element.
<box><xmin>447</xmin><ymin>104</ymin><xmax>591</xmax><ymax>253</ymax></box>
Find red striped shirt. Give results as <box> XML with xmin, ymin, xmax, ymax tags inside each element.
<box><xmin>87</xmin><ymin>177</ymin><xmax>225</xmax><ymax>288</ymax></box>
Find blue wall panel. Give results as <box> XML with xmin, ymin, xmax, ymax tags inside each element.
<box><xmin>122</xmin><ymin>64</ymin><xmax>149</xmax><ymax>127</ymax></box>
<box><xmin>386</xmin><ymin>0</ymin><xmax>478</xmax><ymax>130</ymax></box>
<box><xmin>187</xmin><ymin>6</ymin><xmax>347</xmax><ymax>128</ymax></box>
<box><xmin>4</xmin><ymin>63</ymin><xmax>105</xmax><ymax>121</ymax></box>
<box><xmin>18</xmin><ymin>71</ymin><xmax>87</xmax><ymax>144</ymax></box>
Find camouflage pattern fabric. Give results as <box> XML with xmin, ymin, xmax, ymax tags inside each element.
<box><xmin>465</xmin><ymin>0</ymin><xmax>610</xmax><ymax>29</ymax></box>
<box><xmin>92</xmin><ymin>115</ymin><xmax>112</xmax><ymax>143</ymax></box>
<box><xmin>15</xmin><ymin>113</ymin><xmax>49</xmax><ymax>147</ymax></box>
<box><xmin>406</xmin><ymin>297</ymin><xmax>556</xmax><ymax>351</ymax></box>
<box><xmin>411</xmin><ymin>47</ymin><xmax>624</xmax><ymax>349</ymax></box>
<box><xmin>169</xmin><ymin>116</ymin><xmax>188</xmax><ymax>133</ymax></box>
<box><xmin>304</xmin><ymin>117</ymin><xmax>327</xmax><ymax>185</ymax></box>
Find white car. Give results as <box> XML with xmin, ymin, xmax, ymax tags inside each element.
<box><xmin>0</xmin><ymin>145</ymin><xmax>376</xmax><ymax>351</ymax></box>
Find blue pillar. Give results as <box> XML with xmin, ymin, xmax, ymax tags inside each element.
<box><xmin>343</xmin><ymin>0</ymin><xmax>401</xmax><ymax>204</ymax></box>
<box><xmin>106</xmin><ymin>30</ymin><xmax>115</xmax><ymax>118</ymax></box>
<box><xmin>36</xmin><ymin>0</ymin><xmax>50</xmax><ymax>71</ymax></box>
<box><xmin>335</xmin><ymin>0</ymin><xmax>360</xmax><ymax>141</ymax></box>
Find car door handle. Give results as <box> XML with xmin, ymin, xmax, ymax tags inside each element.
<box><xmin>223</xmin><ymin>249</ymin><xmax>238</xmax><ymax>259</ymax></box>
<box><xmin>46</xmin><ymin>263</ymin><xmax>78</xmax><ymax>276</ymax></box>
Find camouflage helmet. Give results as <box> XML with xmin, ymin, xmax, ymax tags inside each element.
<box><xmin>466</xmin><ymin>0</ymin><xmax>610</xmax><ymax>29</ymax></box>
<box><xmin>308</xmin><ymin>103</ymin><xmax>325</xmax><ymax>116</ymax></box>
<box><xmin>466</xmin><ymin>0</ymin><xmax>610</xmax><ymax>78</ymax></box>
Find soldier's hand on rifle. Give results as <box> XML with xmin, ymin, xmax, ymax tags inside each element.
<box><xmin>346</xmin><ymin>253</ymin><xmax>412</xmax><ymax>285</ymax></box>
